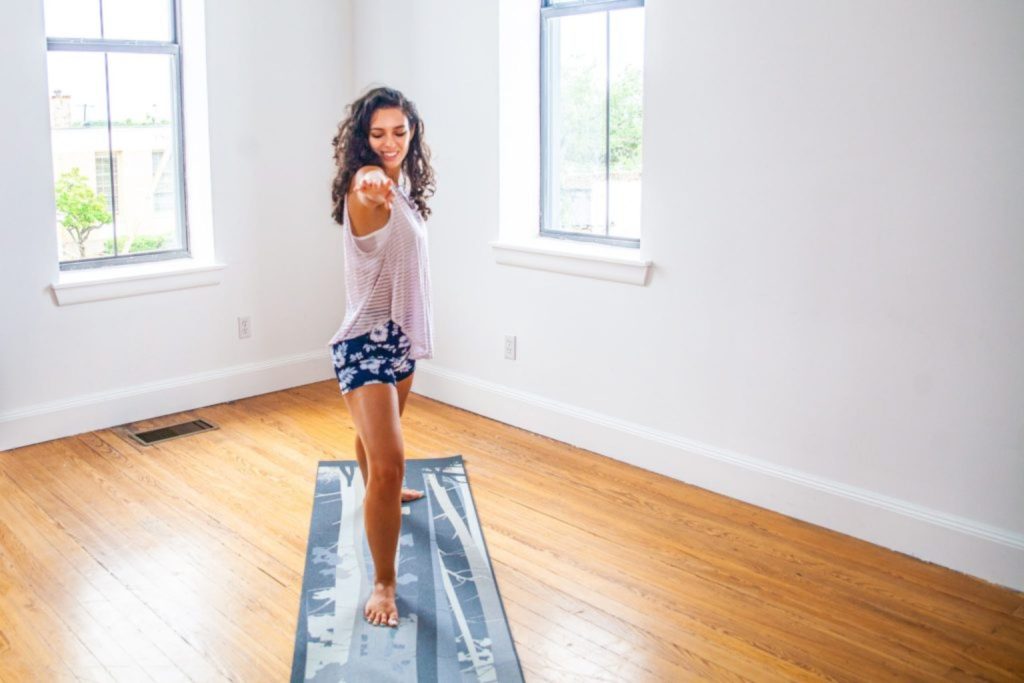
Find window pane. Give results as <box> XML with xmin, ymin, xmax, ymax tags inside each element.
<box><xmin>152</xmin><ymin>151</ymin><xmax>174</xmax><ymax>212</ymax></box>
<box><xmin>107</xmin><ymin>52</ymin><xmax>182</xmax><ymax>254</ymax></box>
<box><xmin>547</xmin><ymin>11</ymin><xmax>607</xmax><ymax>236</ymax></box>
<box><xmin>608</xmin><ymin>7</ymin><xmax>643</xmax><ymax>240</ymax></box>
<box><xmin>43</xmin><ymin>0</ymin><xmax>102</xmax><ymax>39</ymax></box>
<box><xmin>94</xmin><ymin>152</ymin><xmax>120</xmax><ymax>217</ymax></box>
<box><xmin>47</xmin><ymin>51</ymin><xmax>115</xmax><ymax>261</ymax></box>
<box><xmin>101</xmin><ymin>0</ymin><xmax>174</xmax><ymax>42</ymax></box>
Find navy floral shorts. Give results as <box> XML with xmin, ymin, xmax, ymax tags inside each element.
<box><xmin>331</xmin><ymin>320</ymin><xmax>416</xmax><ymax>395</ymax></box>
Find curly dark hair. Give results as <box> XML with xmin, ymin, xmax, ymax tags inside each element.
<box><xmin>330</xmin><ymin>86</ymin><xmax>435</xmax><ymax>225</ymax></box>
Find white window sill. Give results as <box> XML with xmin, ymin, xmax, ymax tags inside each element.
<box><xmin>490</xmin><ymin>237</ymin><xmax>653</xmax><ymax>286</ymax></box>
<box><xmin>51</xmin><ymin>259</ymin><xmax>226</xmax><ymax>306</ymax></box>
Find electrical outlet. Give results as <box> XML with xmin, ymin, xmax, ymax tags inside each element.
<box><xmin>238</xmin><ymin>316</ymin><xmax>252</xmax><ymax>339</ymax></box>
<box><xmin>504</xmin><ymin>335</ymin><xmax>516</xmax><ymax>360</ymax></box>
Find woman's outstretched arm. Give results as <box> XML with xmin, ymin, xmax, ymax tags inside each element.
<box><xmin>347</xmin><ymin>165</ymin><xmax>394</xmax><ymax>237</ymax></box>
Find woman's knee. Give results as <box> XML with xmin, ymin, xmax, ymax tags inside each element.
<box><xmin>367</xmin><ymin>457</ymin><xmax>404</xmax><ymax>487</ymax></box>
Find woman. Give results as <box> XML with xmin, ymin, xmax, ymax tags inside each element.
<box><xmin>327</xmin><ymin>86</ymin><xmax>435</xmax><ymax>629</ymax></box>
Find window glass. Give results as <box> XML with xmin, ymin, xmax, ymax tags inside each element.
<box><xmin>48</xmin><ymin>52</ymin><xmax>115</xmax><ymax>260</ymax></box>
<box><xmin>43</xmin><ymin>0</ymin><xmax>101</xmax><ymax>39</ymax></box>
<box><xmin>552</xmin><ymin>11</ymin><xmax>608</xmax><ymax>235</ymax></box>
<box><xmin>101</xmin><ymin>0</ymin><xmax>174</xmax><ymax>42</ymax></box>
<box><xmin>607</xmin><ymin>7</ymin><xmax>644</xmax><ymax>240</ymax></box>
<box><xmin>107</xmin><ymin>53</ymin><xmax>182</xmax><ymax>254</ymax></box>
<box><xmin>542</xmin><ymin>1</ymin><xmax>644</xmax><ymax>245</ymax></box>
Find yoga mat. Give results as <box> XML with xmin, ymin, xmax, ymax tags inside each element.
<box><xmin>291</xmin><ymin>455</ymin><xmax>526</xmax><ymax>682</ymax></box>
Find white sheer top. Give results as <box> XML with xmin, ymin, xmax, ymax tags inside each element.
<box><xmin>327</xmin><ymin>179</ymin><xmax>434</xmax><ymax>360</ymax></box>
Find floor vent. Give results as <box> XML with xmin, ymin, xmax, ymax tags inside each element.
<box><xmin>127</xmin><ymin>419</ymin><xmax>218</xmax><ymax>446</ymax></box>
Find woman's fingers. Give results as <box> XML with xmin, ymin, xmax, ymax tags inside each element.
<box><xmin>356</xmin><ymin>174</ymin><xmax>395</xmax><ymax>210</ymax></box>
<box><xmin>358</xmin><ymin>175</ymin><xmax>393</xmax><ymax>196</ymax></box>
<box><xmin>365</xmin><ymin>169</ymin><xmax>391</xmax><ymax>188</ymax></box>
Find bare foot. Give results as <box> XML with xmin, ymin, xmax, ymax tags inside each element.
<box><xmin>365</xmin><ymin>581</ymin><xmax>399</xmax><ymax>627</ymax></box>
<box><xmin>401</xmin><ymin>487</ymin><xmax>424</xmax><ymax>502</ymax></box>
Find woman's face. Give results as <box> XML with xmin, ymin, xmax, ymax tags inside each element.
<box><xmin>368</xmin><ymin>107</ymin><xmax>412</xmax><ymax>173</ymax></box>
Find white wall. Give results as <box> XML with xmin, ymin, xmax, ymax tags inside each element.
<box><xmin>0</xmin><ymin>0</ymin><xmax>353</xmax><ymax>443</ymax></box>
<box><xmin>351</xmin><ymin>0</ymin><xmax>1024</xmax><ymax>589</ymax></box>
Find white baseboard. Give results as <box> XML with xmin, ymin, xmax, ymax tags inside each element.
<box><xmin>0</xmin><ymin>350</ymin><xmax>334</xmax><ymax>452</ymax></box>
<box><xmin>411</xmin><ymin>363</ymin><xmax>1024</xmax><ymax>592</ymax></box>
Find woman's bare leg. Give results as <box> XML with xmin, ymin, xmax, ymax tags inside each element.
<box><xmin>354</xmin><ymin>373</ymin><xmax>423</xmax><ymax>502</ymax></box>
<box><xmin>343</xmin><ymin>382</ymin><xmax>405</xmax><ymax>627</ymax></box>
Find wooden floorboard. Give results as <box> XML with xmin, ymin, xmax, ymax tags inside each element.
<box><xmin>0</xmin><ymin>380</ymin><xmax>1021</xmax><ymax>681</ymax></box>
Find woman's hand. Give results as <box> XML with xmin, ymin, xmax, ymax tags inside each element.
<box><xmin>354</xmin><ymin>167</ymin><xmax>394</xmax><ymax>211</ymax></box>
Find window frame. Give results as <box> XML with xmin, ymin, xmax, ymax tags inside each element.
<box><xmin>47</xmin><ymin>0</ymin><xmax>190</xmax><ymax>271</ymax></box>
<box><xmin>539</xmin><ymin>0</ymin><xmax>644</xmax><ymax>249</ymax></box>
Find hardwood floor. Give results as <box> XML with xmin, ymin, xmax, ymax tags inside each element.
<box><xmin>1</xmin><ymin>380</ymin><xmax>1021</xmax><ymax>682</ymax></box>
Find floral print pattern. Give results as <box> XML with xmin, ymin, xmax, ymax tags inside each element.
<box><xmin>331</xmin><ymin>320</ymin><xmax>416</xmax><ymax>395</ymax></box>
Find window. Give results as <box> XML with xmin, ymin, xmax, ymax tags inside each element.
<box><xmin>45</xmin><ymin>0</ymin><xmax>188</xmax><ymax>269</ymax></box>
<box><xmin>541</xmin><ymin>0</ymin><xmax>644</xmax><ymax>248</ymax></box>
